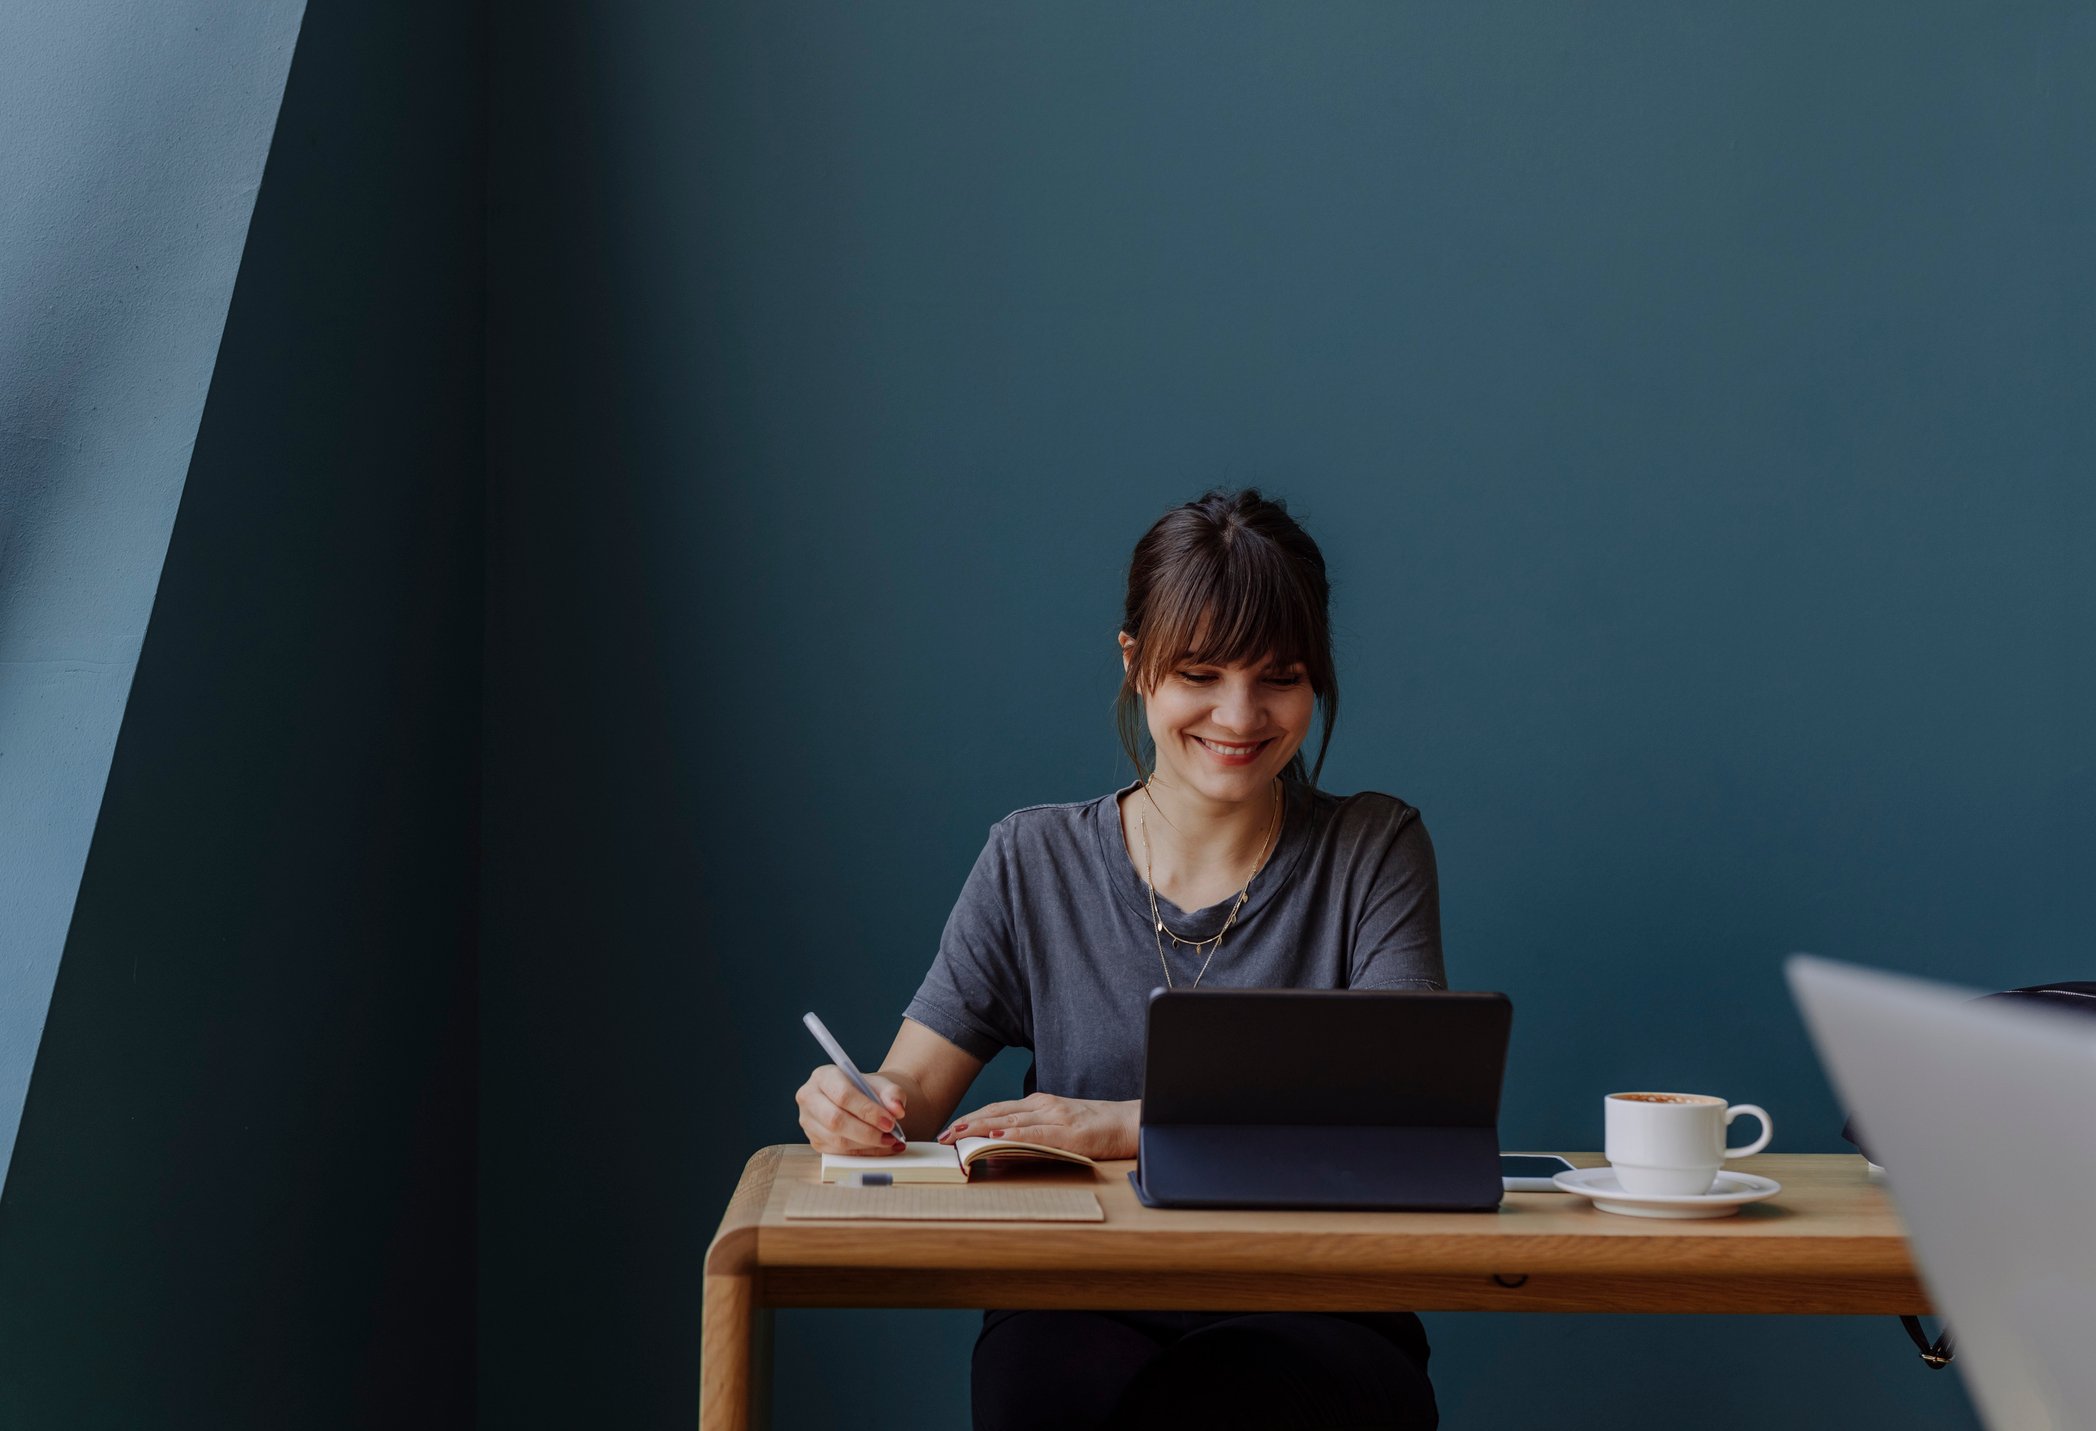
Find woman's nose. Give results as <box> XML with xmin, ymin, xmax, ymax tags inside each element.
<box><xmin>1212</xmin><ymin>680</ymin><xmax>1261</xmax><ymax>733</ymax></box>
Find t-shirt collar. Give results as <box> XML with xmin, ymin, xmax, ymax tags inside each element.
<box><xmin>1093</xmin><ymin>776</ymin><xmax>1314</xmax><ymax>939</ymax></box>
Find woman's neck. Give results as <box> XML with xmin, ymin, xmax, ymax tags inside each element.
<box><xmin>1128</xmin><ymin>775</ymin><xmax>1283</xmax><ymax>896</ymax></box>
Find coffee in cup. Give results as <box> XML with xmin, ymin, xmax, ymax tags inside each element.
<box><xmin>1604</xmin><ymin>1092</ymin><xmax>1773</xmax><ymax>1196</ymax></box>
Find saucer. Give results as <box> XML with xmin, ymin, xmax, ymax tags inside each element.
<box><xmin>1553</xmin><ymin>1166</ymin><xmax>1782</xmax><ymax>1219</ymax></box>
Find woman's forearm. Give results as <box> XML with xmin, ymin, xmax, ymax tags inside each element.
<box><xmin>874</xmin><ymin>1019</ymin><xmax>993</xmax><ymax>1141</ymax></box>
<box><xmin>873</xmin><ymin>1067</ymin><xmax>955</xmax><ymax>1141</ymax></box>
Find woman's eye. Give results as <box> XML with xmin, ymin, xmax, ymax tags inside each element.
<box><xmin>1174</xmin><ymin>670</ymin><xmax>1302</xmax><ymax>687</ymax></box>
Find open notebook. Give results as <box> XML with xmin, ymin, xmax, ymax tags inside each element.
<box><xmin>820</xmin><ymin>1138</ymin><xmax>1095</xmax><ymax>1184</ymax></box>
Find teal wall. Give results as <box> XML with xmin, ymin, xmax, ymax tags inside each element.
<box><xmin>486</xmin><ymin>3</ymin><xmax>2090</xmax><ymax>1428</ymax></box>
<box><xmin>0</xmin><ymin>0</ymin><xmax>483</xmax><ymax>1423</ymax></box>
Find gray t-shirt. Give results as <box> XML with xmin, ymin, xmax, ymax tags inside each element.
<box><xmin>903</xmin><ymin>779</ymin><xmax>1445</xmax><ymax>1102</ymax></box>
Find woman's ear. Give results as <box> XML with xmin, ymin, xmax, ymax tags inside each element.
<box><xmin>1117</xmin><ymin>630</ymin><xmax>1135</xmax><ymax>674</ymax></box>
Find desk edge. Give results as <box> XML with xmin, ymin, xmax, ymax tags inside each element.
<box><xmin>705</xmin><ymin>1145</ymin><xmax>784</xmax><ymax>1277</ymax></box>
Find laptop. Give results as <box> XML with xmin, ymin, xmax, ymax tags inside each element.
<box><xmin>1130</xmin><ymin>988</ymin><xmax>1512</xmax><ymax>1211</ymax></box>
<box><xmin>1786</xmin><ymin>954</ymin><xmax>2096</xmax><ymax>1430</ymax></box>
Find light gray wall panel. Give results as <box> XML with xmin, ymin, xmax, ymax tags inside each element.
<box><xmin>0</xmin><ymin>0</ymin><xmax>307</xmax><ymax>1187</ymax></box>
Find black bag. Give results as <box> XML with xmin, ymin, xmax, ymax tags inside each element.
<box><xmin>1839</xmin><ymin>981</ymin><xmax>2096</xmax><ymax>1369</ymax></box>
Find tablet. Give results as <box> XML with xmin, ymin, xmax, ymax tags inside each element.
<box><xmin>1132</xmin><ymin>988</ymin><xmax>1513</xmax><ymax>1211</ymax></box>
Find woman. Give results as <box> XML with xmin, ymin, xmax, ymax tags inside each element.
<box><xmin>794</xmin><ymin>489</ymin><xmax>1444</xmax><ymax>1430</ymax></box>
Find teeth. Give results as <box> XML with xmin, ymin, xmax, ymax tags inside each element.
<box><xmin>1197</xmin><ymin>737</ymin><xmax>1263</xmax><ymax>756</ymax></box>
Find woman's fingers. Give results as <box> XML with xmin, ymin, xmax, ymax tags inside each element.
<box><xmin>800</xmin><ymin>1114</ymin><xmax>892</xmax><ymax>1156</ymax></box>
<box><xmin>941</xmin><ymin>1094</ymin><xmax>1050</xmax><ymax>1136</ymax></box>
<box><xmin>818</xmin><ymin>1066</ymin><xmax>904</xmax><ymax>1134</ymax></box>
<box><xmin>939</xmin><ymin>1107</ymin><xmax>1006</xmax><ymax>1140</ymax></box>
<box><xmin>826</xmin><ymin>1095</ymin><xmax>903</xmax><ymax>1150</ymax></box>
<box><xmin>860</xmin><ymin>1072</ymin><xmax>910</xmax><ymax>1127</ymax></box>
<box><xmin>819</xmin><ymin>1067</ymin><xmax>907</xmax><ymax>1142</ymax></box>
<box><xmin>799</xmin><ymin>1066</ymin><xmax>905</xmax><ymax>1152</ymax></box>
<box><xmin>796</xmin><ymin>1103</ymin><xmax>886</xmax><ymax>1155</ymax></box>
<box><xmin>949</xmin><ymin>1112</ymin><xmax>1059</xmax><ymax>1139</ymax></box>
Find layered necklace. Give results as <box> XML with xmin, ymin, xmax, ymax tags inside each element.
<box><xmin>1137</xmin><ymin>777</ymin><xmax>1284</xmax><ymax>989</ymax></box>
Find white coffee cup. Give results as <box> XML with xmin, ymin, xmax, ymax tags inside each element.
<box><xmin>1604</xmin><ymin>1092</ymin><xmax>1773</xmax><ymax>1196</ymax></box>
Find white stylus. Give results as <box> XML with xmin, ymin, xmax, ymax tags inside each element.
<box><xmin>802</xmin><ymin>1012</ymin><xmax>904</xmax><ymax>1145</ymax></box>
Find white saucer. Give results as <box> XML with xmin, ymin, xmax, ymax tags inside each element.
<box><xmin>1552</xmin><ymin>1166</ymin><xmax>1782</xmax><ymax>1219</ymax></box>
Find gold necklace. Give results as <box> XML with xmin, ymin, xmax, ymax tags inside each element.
<box><xmin>1138</xmin><ymin>777</ymin><xmax>1283</xmax><ymax>989</ymax></box>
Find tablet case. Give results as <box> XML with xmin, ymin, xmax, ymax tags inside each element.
<box><xmin>1130</xmin><ymin>989</ymin><xmax>1512</xmax><ymax>1212</ymax></box>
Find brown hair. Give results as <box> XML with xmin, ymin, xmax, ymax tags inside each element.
<box><xmin>1115</xmin><ymin>488</ymin><xmax>1339</xmax><ymax>790</ymax></box>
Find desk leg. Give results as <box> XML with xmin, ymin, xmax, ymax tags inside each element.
<box><xmin>701</xmin><ymin>1273</ymin><xmax>770</xmax><ymax>1431</ymax></box>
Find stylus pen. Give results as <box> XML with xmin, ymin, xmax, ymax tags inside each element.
<box><xmin>802</xmin><ymin>1012</ymin><xmax>906</xmax><ymax>1147</ymax></box>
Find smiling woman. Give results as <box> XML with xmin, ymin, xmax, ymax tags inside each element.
<box><xmin>1114</xmin><ymin>488</ymin><xmax>1339</xmax><ymax>793</ymax></box>
<box><xmin>791</xmin><ymin>489</ymin><xmax>1446</xmax><ymax>1430</ymax></box>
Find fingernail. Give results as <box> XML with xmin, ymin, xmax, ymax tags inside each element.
<box><xmin>953</xmin><ymin>1123</ymin><xmax>968</xmax><ymax>1132</ymax></box>
<box><xmin>991</xmin><ymin>1130</ymin><xmax>1005</xmax><ymax>1137</ymax></box>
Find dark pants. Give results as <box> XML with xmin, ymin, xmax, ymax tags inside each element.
<box><xmin>971</xmin><ymin>1309</ymin><xmax>1438</xmax><ymax>1431</ymax></box>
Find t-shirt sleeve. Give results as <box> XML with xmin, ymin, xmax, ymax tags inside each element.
<box><xmin>902</xmin><ymin>820</ymin><xmax>1031</xmax><ymax>1061</ymax></box>
<box><xmin>1346</xmin><ymin>807</ymin><xmax>1447</xmax><ymax>991</ymax></box>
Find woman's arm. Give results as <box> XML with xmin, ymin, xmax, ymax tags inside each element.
<box><xmin>875</xmin><ymin>1017</ymin><xmax>986</xmax><ymax>1141</ymax></box>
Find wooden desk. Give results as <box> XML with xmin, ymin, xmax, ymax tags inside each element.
<box><xmin>701</xmin><ymin>1149</ymin><xmax>1925</xmax><ymax>1431</ymax></box>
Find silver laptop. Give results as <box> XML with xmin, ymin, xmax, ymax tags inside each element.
<box><xmin>1786</xmin><ymin>955</ymin><xmax>2096</xmax><ymax>1431</ymax></box>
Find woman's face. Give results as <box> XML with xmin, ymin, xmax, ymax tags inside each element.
<box><xmin>1121</xmin><ymin>633</ymin><xmax>1315</xmax><ymax>804</ymax></box>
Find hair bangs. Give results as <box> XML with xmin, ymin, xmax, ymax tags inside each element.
<box><xmin>1135</xmin><ymin>542</ymin><xmax>1317</xmax><ymax>690</ymax></box>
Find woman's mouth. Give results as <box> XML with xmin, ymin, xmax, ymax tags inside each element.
<box><xmin>1193</xmin><ymin>735</ymin><xmax>1272</xmax><ymax>765</ymax></box>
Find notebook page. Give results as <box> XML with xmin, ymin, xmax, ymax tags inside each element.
<box><xmin>954</xmin><ymin>1137</ymin><xmax>1096</xmax><ymax>1167</ymax></box>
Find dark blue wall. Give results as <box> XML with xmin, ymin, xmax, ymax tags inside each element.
<box><xmin>0</xmin><ymin>0</ymin><xmax>483</xmax><ymax>1424</ymax></box>
<box><xmin>484</xmin><ymin>3</ymin><xmax>2092</xmax><ymax>1427</ymax></box>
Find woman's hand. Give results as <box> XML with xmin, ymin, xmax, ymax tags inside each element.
<box><xmin>936</xmin><ymin>1094</ymin><xmax>1139</xmax><ymax>1161</ymax></box>
<box><xmin>795</xmin><ymin>1064</ymin><xmax>909</xmax><ymax>1155</ymax></box>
